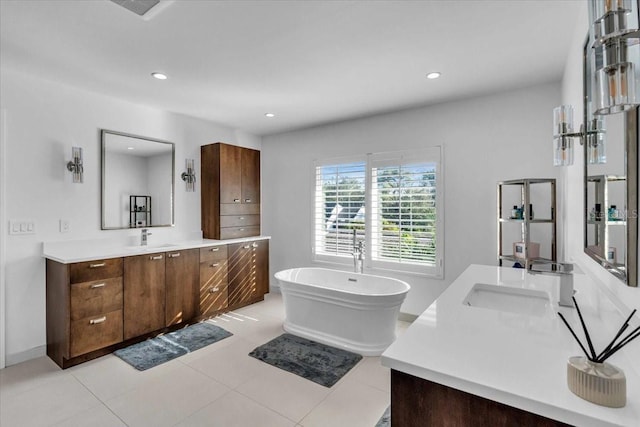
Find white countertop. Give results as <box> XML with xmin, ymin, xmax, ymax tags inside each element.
<box><xmin>42</xmin><ymin>236</ymin><xmax>271</xmax><ymax>264</ymax></box>
<box><xmin>381</xmin><ymin>264</ymin><xmax>640</xmax><ymax>427</ymax></box>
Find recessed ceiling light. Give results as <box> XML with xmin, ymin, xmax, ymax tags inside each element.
<box><xmin>426</xmin><ymin>72</ymin><xmax>441</xmax><ymax>80</ymax></box>
<box><xmin>127</xmin><ymin>147</ymin><xmax>134</xmax><ymax>150</ymax></box>
<box><xmin>265</xmin><ymin>113</ymin><xmax>276</xmax><ymax>118</ymax></box>
<box><xmin>151</xmin><ymin>72</ymin><xmax>168</xmax><ymax>80</ymax></box>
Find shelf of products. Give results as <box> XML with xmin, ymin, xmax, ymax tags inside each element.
<box><xmin>497</xmin><ymin>178</ymin><xmax>557</xmax><ymax>269</ymax></box>
<box><xmin>586</xmin><ymin>175</ymin><xmax>626</xmax><ymax>267</ymax></box>
<box><xmin>129</xmin><ymin>195</ymin><xmax>151</xmax><ymax>228</ymax></box>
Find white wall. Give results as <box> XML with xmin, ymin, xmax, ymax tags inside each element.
<box><xmin>0</xmin><ymin>67</ymin><xmax>261</xmax><ymax>364</ymax></box>
<box><xmin>262</xmin><ymin>82</ymin><xmax>562</xmax><ymax>315</ymax></box>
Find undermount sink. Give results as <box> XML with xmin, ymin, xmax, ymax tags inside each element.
<box><xmin>463</xmin><ymin>283</ymin><xmax>552</xmax><ymax>317</ymax></box>
<box><xmin>125</xmin><ymin>243</ymin><xmax>178</xmax><ymax>251</ymax></box>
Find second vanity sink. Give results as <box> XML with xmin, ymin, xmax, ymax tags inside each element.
<box><xmin>125</xmin><ymin>243</ymin><xmax>179</xmax><ymax>252</ymax></box>
<box><xmin>463</xmin><ymin>283</ymin><xmax>552</xmax><ymax>317</ymax></box>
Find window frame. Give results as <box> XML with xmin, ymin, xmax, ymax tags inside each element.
<box><xmin>312</xmin><ymin>147</ymin><xmax>444</xmax><ymax>278</ymax></box>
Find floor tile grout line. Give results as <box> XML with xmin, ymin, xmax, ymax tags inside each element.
<box><xmin>63</xmin><ymin>373</ymin><xmax>131</xmax><ymax>427</ymax></box>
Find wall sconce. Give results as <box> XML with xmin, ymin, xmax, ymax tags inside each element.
<box><xmin>181</xmin><ymin>158</ymin><xmax>196</xmax><ymax>192</ymax></box>
<box><xmin>66</xmin><ymin>146</ymin><xmax>83</xmax><ymax>183</ymax></box>
<box><xmin>553</xmin><ymin>105</ymin><xmax>607</xmax><ymax>166</ymax></box>
<box><xmin>588</xmin><ymin>0</ymin><xmax>639</xmax><ymax>115</ymax></box>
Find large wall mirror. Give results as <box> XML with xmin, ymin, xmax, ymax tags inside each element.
<box><xmin>101</xmin><ymin>130</ymin><xmax>175</xmax><ymax>230</ymax></box>
<box><xmin>583</xmin><ymin>39</ymin><xmax>639</xmax><ymax>287</ymax></box>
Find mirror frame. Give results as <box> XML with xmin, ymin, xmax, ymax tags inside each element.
<box><xmin>582</xmin><ymin>38</ymin><xmax>639</xmax><ymax>287</ymax></box>
<box><xmin>100</xmin><ymin>129</ymin><xmax>175</xmax><ymax>230</ymax></box>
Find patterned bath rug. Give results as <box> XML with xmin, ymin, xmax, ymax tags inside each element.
<box><xmin>375</xmin><ymin>406</ymin><xmax>391</xmax><ymax>427</ymax></box>
<box><xmin>248</xmin><ymin>333</ymin><xmax>363</xmax><ymax>387</ymax></box>
<box><xmin>114</xmin><ymin>322</ymin><xmax>233</xmax><ymax>371</ymax></box>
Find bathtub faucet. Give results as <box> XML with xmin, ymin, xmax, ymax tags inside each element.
<box><xmin>353</xmin><ymin>232</ymin><xmax>364</xmax><ymax>274</ymax></box>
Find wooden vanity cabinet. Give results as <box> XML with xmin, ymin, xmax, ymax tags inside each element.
<box><xmin>123</xmin><ymin>252</ymin><xmax>166</xmax><ymax>340</ymax></box>
<box><xmin>165</xmin><ymin>248</ymin><xmax>199</xmax><ymax>326</ymax></box>
<box><xmin>199</xmin><ymin>245</ymin><xmax>229</xmax><ymax>316</ymax></box>
<box><xmin>227</xmin><ymin>239</ymin><xmax>269</xmax><ymax>308</ymax></box>
<box><xmin>46</xmin><ymin>258</ymin><xmax>124</xmax><ymax>368</ymax></box>
<box><xmin>201</xmin><ymin>142</ymin><xmax>261</xmax><ymax>240</ymax></box>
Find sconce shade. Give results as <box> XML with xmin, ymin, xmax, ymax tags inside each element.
<box><xmin>587</xmin><ymin>117</ymin><xmax>607</xmax><ymax>164</ymax></box>
<box><xmin>181</xmin><ymin>158</ymin><xmax>196</xmax><ymax>192</ymax></box>
<box><xmin>589</xmin><ymin>0</ymin><xmax>640</xmax><ymax>115</ymax></box>
<box><xmin>66</xmin><ymin>146</ymin><xmax>83</xmax><ymax>183</ymax></box>
<box><xmin>553</xmin><ymin>105</ymin><xmax>575</xmax><ymax>166</ymax></box>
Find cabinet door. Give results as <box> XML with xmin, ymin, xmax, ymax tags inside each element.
<box><xmin>227</xmin><ymin>242</ymin><xmax>255</xmax><ymax>307</ymax></box>
<box><xmin>253</xmin><ymin>240</ymin><xmax>269</xmax><ymax>297</ymax></box>
<box><xmin>165</xmin><ymin>249</ymin><xmax>199</xmax><ymax>327</ymax></box>
<box><xmin>199</xmin><ymin>259</ymin><xmax>228</xmax><ymax>317</ymax></box>
<box><xmin>124</xmin><ymin>253</ymin><xmax>166</xmax><ymax>340</ymax></box>
<box><xmin>241</xmin><ymin>148</ymin><xmax>260</xmax><ymax>204</ymax></box>
<box><xmin>219</xmin><ymin>143</ymin><xmax>242</xmax><ymax>204</ymax></box>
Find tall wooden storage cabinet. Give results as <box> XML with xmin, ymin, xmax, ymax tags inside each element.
<box><xmin>201</xmin><ymin>143</ymin><xmax>261</xmax><ymax>240</ymax></box>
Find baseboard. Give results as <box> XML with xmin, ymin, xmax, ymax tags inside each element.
<box><xmin>398</xmin><ymin>312</ymin><xmax>418</xmax><ymax>323</ymax></box>
<box><xmin>5</xmin><ymin>345</ymin><xmax>46</xmax><ymax>367</ymax></box>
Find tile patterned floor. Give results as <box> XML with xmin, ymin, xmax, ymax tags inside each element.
<box><xmin>0</xmin><ymin>293</ymin><xmax>410</xmax><ymax>427</ymax></box>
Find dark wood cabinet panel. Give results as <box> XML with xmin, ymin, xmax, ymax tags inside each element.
<box><xmin>220</xmin><ymin>214</ymin><xmax>260</xmax><ymax>228</ymax></box>
<box><xmin>390</xmin><ymin>370</ymin><xmax>571</xmax><ymax>427</ymax></box>
<box><xmin>201</xmin><ymin>142</ymin><xmax>261</xmax><ymax>239</ymax></box>
<box><xmin>165</xmin><ymin>249</ymin><xmax>199</xmax><ymax>327</ymax></box>
<box><xmin>219</xmin><ymin>143</ymin><xmax>242</xmax><ymax>204</ymax></box>
<box><xmin>199</xmin><ymin>245</ymin><xmax>228</xmax><ymax>263</ymax></box>
<box><xmin>69</xmin><ymin>258</ymin><xmax>122</xmax><ymax>284</ymax></box>
<box><xmin>123</xmin><ymin>253</ymin><xmax>166</xmax><ymax>340</ymax></box>
<box><xmin>228</xmin><ymin>240</ymin><xmax>269</xmax><ymax>308</ymax></box>
<box><xmin>70</xmin><ymin>309</ymin><xmax>123</xmax><ymax>358</ymax></box>
<box><xmin>241</xmin><ymin>147</ymin><xmax>260</xmax><ymax>204</ymax></box>
<box><xmin>70</xmin><ymin>277</ymin><xmax>122</xmax><ymax>321</ymax></box>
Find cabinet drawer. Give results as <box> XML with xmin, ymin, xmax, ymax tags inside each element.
<box><xmin>200</xmin><ymin>283</ymin><xmax>228</xmax><ymax>317</ymax></box>
<box><xmin>70</xmin><ymin>258</ymin><xmax>123</xmax><ymax>284</ymax></box>
<box><xmin>70</xmin><ymin>278</ymin><xmax>123</xmax><ymax>321</ymax></box>
<box><xmin>199</xmin><ymin>260</ymin><xmax>228</xmax><ymax>285</ymax></box>
<box><xmin>69</xmin><ymin>309</ymin><xmax>123</xmax><ymax>357</ymax></box>
<box><xmin>220</xmin><ymin>214</ymin><xmax>260</xmax><ymax>228</ymax></box>
<box><xmin>220</xmin><ymin>203</ymin><xmax>260</xmax><ymax>216</ymax></box>
<box><xmin>220</xmin><ymin>226</ymin><xmax>260</xmax><ymax>240</ymax></box>
<box><xmin>200</xmin><ymin>245</ymin><xmax>228</xmax><ymax>262</ymax></box>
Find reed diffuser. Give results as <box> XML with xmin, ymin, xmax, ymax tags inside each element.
<box><xmin>558</xmin><ymin>297</ymin><xmax>639</xmax><ymax>408</ymax></box>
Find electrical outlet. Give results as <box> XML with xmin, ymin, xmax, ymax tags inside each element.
<box><xmin>60</xmin><ymin>219</ymin><xmax>70</xmax><ymax>233</ymax></box>
<box><xmin>9</xmin><ymin>220</ymin><xmax>36</xmax><ymax>235</ymax></box>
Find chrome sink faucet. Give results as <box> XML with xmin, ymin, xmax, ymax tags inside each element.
<box><xmin>528</xmin><ymin>261</ymin><xmax>574</xmax><ymax>307</ymax></box>
<box><xmin>352</xmin><ymin>230</ymin><xmax>364</xmax><ymax>274</ymax></box>
<box><xmin>141</xmin><ymin>228</ymin><xmax>152</xmax><ymax>246</ymax></box>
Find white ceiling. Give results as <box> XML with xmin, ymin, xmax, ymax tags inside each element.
<box><xmin>0</xmin><ymin>0</ymin><xmax>582</xmax><ymax>136</ymax></box>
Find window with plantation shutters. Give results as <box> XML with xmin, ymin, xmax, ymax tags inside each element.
<box><xmin>314</xmin><ymin>160</ymin><xmax>367</xmax><ymax>258</ymax></box>
<box><xmin>313</xmin><ymin>147</ymin><xmax>443</xmax><ymax>277</ymax></box>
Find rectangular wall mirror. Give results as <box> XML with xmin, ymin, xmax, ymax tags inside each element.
<box><xmin>583</xmin><ymin>39</ymin><xmax>639</xmax><ymax>287</ymax></box>
<box><xmin>101</xmin><ymin>129</ymin><xmax>175</xmax><ymax>229</ymax></box>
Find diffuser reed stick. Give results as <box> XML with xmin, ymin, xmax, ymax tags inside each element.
<box><xmin>558</xmin><ymin>299</ymin><xmax>639</xmax><ymax>364</ymax></box>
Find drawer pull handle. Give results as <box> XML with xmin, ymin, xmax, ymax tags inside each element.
<box><xmin>210</xmin><ymin>263</ymin><xmax>220</xmax><ymax>267</ymax></box>
<box><xmin>209</xmin><ymin>286</ymin><xmax>220</xmax><ymax>293</ymax></box>
<box><xmin>234</xmin><ymin>199</ymin><xmax>240</xmax><ymax>203</ymax></box>
<box><xmin>90</xmin><ymin>283</ymin><xmax>106</xmax><ymax>289</ymax></box>
<box><xmin>245</xmin><ymin>199</ymin><xmax>251</xmax><ymax>203</ymax></box>
<box><xmin>239</xmin><ymin>228</ymin><xmax>245</xmax><ymax>231</ymax></box>
<box><xmin>89</xmin><ymin>316</ymin><xmax>107</xmax><ymax>325</ymax></box>
<box><xmin>89</xmin><ymin>263</ymin><xmax>106</xmax><ymax>268</ymax></box>
<box><xmin>252</xmin><ymin>243</ymin><xmax>259</xmax><ymax>248</ymax></box>
<box><xmin>210</xmin><ymin>247</ymin><xmax>219</xmax><ymax>252</ymax></box>
<box><xmin>243</xmin><ymin>245</ymin><xmax>250</xmax><ymax>249</ymax></box>
<box><xmin>150</xmin><ymin>255</ymin><xmax>163</xmax><ymax>260</ymax></box>
<box><xmin>239</xmin><ymin>217</ymin><xmax>245</xmax><ymax>220</ymax></box>
<box><xmin>168</xmin><ymin>253</ymin><xmax>181</xmax><ymax>258</ymax></box>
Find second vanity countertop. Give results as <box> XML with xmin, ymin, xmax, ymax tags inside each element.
<box><xmin>42</xmin><ymin>236</ymin><xmax>271</xmax><ymax>264</ymax></box>
<box><xmin>381</xmin><ymin>264</ymin><xmax>640</xmax><ymax>427</ymax></box>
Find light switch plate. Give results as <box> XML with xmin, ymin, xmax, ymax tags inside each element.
<box><xmin>9</xmin><ymin>220</ymin><xmax>36</xmax><ymax>235</ymax></box>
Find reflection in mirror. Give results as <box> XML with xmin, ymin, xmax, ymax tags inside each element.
<box><xmin>583</xmin><ymin>37</ymin><xmax>639</xmax><ymax>287</ymax></box>
<box><xmin>101</xmin><ymin>130</ymin><xmax>175</xmax><ymax>229</ymax></box>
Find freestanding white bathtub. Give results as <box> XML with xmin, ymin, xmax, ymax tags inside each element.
<box><xmin>275</xmin><ymin>267</ymin><xmax>410</xmax><ymax>356</ymax></box>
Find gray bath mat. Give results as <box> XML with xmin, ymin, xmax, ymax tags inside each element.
<box><xmin>248</xmin><ymin>333</ymin><xmax>363</xmax><ymax>387</ymax></box>
<box><xmin>114</xmin><ymin>322</ymin><xmax>232</xmax><ymax>371</ymax></box>
<box><xmin>375</xmin><ymin>406</ymin><xmax>390</xmax><ymax>427</ymax></box>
